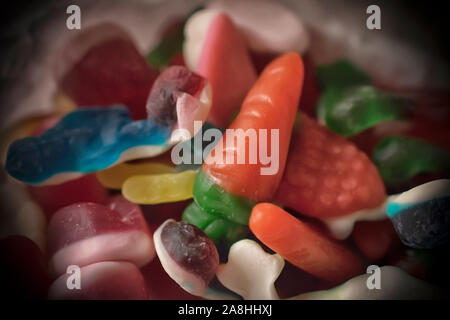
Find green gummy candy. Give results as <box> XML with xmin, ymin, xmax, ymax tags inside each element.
<box><xmin>193</xmin><ymin>170</ymin><xmax>255</xmax><ymax>226</ymax></box>
<box><xmin>372</xmin><ymin>136</ymin><xmax>450</xmax><ymax>187</ymax></box>
<box><xmin>147</xmin><ymin>25</ymin><xmax>183</xmax><ymax>68</ymax></box>
<box><xmin>316</xmin><ymin>60</ymin><xmax>370</xmax><ymax>89</ymax></box>
<box><xmin>204</xmin><ymin>219</ymin><xmax>248</xmax><ymax>245</ymax></box>
<box><xmin>182</xmin><ymin>201</ymin><xmax>248</xmax><ymax>244</ymax></box>
<box><xmin>318</xmin><ymin>85</ymin><xmax>411</xmax><ymax>137</ymax></box>
<box><xmin>147</xmin><ymin>6</ymin><xmax>204</xmax><ymax>68</ymax></box>
<box><xmin>182</xmin><ymin>201</ymin><xmax>216</xmax><ymax>229</ymax></box>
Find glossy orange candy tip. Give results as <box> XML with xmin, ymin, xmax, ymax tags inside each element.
<box><xmin>249</xmin><ymin>203</ymin><xmax>365</xmax><ymax>284</ymax></box>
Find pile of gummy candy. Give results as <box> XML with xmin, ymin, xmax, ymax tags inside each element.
<box><xmin>1</xmin><ymin>1</ymin><xmax>449</xmax><ymax>300</ymax></box>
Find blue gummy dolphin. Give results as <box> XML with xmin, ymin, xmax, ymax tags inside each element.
<box><xmin>387</xmin><ymin>179</ymin><xmax>450</xmax><ymax>249</ymax></box>
<box><xmin>6</xmin><ymin>106</ymin><xmax>171</xmax><ymax>185</ymax></box>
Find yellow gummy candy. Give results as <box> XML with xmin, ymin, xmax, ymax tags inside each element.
<box><xmin>123</xmin><ymin>170</ymin><xmax>198</xmax><ymax>205</ymax></box>
<box><xmin>97</xmin><ymin>162</ymin><xmax>175</xmax><ymax>189</ymax></box>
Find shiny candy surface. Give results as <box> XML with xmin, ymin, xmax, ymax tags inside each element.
<box><xmin>387</xmin><ymin>179</ymin><xmax>450</xmax><ymax>249</ymax></box>
<box><xmin>123</xmin><ymin>170</ymin><xmax>198</xmax><ymax>205</ymax></box>
<box><xmin>250</xmin><ymin>203</ymin><xmax>364</xmax><ymax>284</ymax></box>
<box><xmin>182</xmin><ymin>201</ymin><xmax>249</xmax><ymax>244</ymax></box>
<box><xmin>6</xmin><ymin>106</ymin><xmax>171</xmax><ymax>185</ymax></box>
<box><xmin>275</xmin><ymin>113</ymin><xmax>386</xmax><ymax>218</ymax></box>
<box><xmin>217</xmin><ymin>239</ymin><xmax>284</xmax><ymax>300</ymax></box>
<box><xmin>47</xmin><ymin>197</ymin><xmax>155</xmax><ymax>278</ymax></box>
<box><xmin>184</xmin><ymin>10</ymin><xmax>257</xmax><ymax>127</ymax></box>
<box><xmin>97</xmin><ymin>162</ymin><xmax>175</xmax><ymax>190</ymax></box>
<box><xmin>61</xmin><ymin>35</ymin><xmax>159</xmax><ymax>120</ymax></box>
<box><xmin>154</xmin><ymin>219</ymin><xmax>219</xmax><ymax>296</ymax></box>
<box><xmin>318</xmin><ymin>85</ymin><xmax>411</xmax><ymax>137</ymax></box>
<box><xmin>193</xmin><ymin>170</ymin><xmax>254</xmax><ymax>226</ymax></box>
<box><xmin>202</xmin><ymin>53</ymin><xmax>304</xmax><ymax>202</ymax></box>
<box><xmin>372</xmin><ymin>136</ymin><xmax>450</xmax><ymax>188</ymax></box>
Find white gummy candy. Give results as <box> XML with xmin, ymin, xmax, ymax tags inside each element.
<box><xmin>217</xmin><ymin>239</ymin><xmax>284</xmax><ymax>300</ymax></box>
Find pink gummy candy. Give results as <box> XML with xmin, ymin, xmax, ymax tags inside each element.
<box><xmin>48</xmin><ymin>261</ymin><xmax>148</xmax><ymax>300</ymax></box>
<box><xmin>47</xmin><ymin>196</ymin><xmax>155</xmax><ymax>278</ymax></box>
<box><xmin>198</xmin><ymin>13</ymin><xmax>257</xmax><ymax>128</ymax></box>
<box><xmin>61</xmin><ymin>36</ymin><xmax>159</xmax><ymax>120</ymax></box>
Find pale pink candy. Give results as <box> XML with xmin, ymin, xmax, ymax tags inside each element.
<box><xmin>170</xmin><ymin>84</ymin><xmax>212</xmax><ymax>143</ymax></box>
<box><xmin>208</xmin><ymin>0</ymin><xmax>310</xmax><ymax>54</ymax></box>
<box><xmin>48</xmin><ymin>261</ymin><xmax>148</xmax><ymax>300</ymax></box>
<box><xmin>184</xmin><ymin>10</ymin><xmax>257</xmax><ymax>128</ymax></box>
<box><xmin>47</xmin><ymin>196</ymin><xmax>155</xmax><ymax>278</ymax></box>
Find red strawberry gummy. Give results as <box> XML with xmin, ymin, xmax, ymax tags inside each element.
<box><xmin>61</xmin><ymin>37</ymin><xmax>158</xmax><ymax>120</ymax></box>
<box><xmin>275</xmin><ymin>113</ymin><xmax>386</xmax><ymax>218</ymax></box>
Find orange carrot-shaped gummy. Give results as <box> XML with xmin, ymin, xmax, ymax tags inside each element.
<box><xmin>249</xmin><ymin>203</ymin><xmax>365</xmax><ymax>284</ymax></box>
<box><xmin>202</xmin><ymin>53</ymin><xmax>304</xmax><ymax>202</ymax></box>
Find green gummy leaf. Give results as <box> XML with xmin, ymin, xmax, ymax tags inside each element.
<box><xmin>147</xmin><ymin>25</ymin><xmax>184</xmax><ymax>68</ymax></box>
<box><xmin>182</xmin><ymin>201</ymin><xmax>249</xmax><ymax>245</ymax></box>
<box><xmin>316</xmin><ymin>60</ymin><xmax>370</xmax><ymax>89</ymax></box>
<box><xmin>318</xmin><ymin>85</ymin><xmax>411</xmax><ymax>136</ymax></box>
<box><xmin>193</xmin><ymin>170</ymin><xmax>255</xmax><ymax>225</ymax></box>
<box><xmin>182</xmin><ymin>201</ymin><xmax>216</xmax><ymax>229</ymax></box>
<box><xmin>147</xmin><ymin>5</ymin><xmax>204</xmax><ymax>68</ymax></box>
<box><xmin>372</xmin><ymin>136</ymin><xmax>450</xmax><ymax>187</ymax></box>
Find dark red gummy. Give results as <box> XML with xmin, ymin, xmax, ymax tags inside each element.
<box><xmin>160</xmin><ymin>221</ymin><xmax>219</xmax><ymax>285</ymax></box>
<box><xmin>146</xmin><ymin>66</ymin><xmax>205</xmax><ymax>126</ymax></box>
<box><xmin>61</xmin><ymin>38</ymin><xmax>159</xmax><ymax>120</ymax></box>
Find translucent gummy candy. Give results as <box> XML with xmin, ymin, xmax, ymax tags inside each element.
<box><xmin>5</xmin><ymin>106</ymin><xmax>171</xmax><ymax>185</ymax></box>
<box><xmin>182</xmin><ymin>201</ymin><xmax>248</xmax><ymax>244</ymax></box>
<box><xmin>122</xmin><ymin>170</ymin><xmax>198</xmax><ymax>205</ymax></box>
<box><xmin>193</xmin><ymin>170</ymin><xmax>254</xmax><ymax>226</ymax></box>
<box><xmin>318</xmin><ymin>85</ymin><xmax>411</xmax><ymax>137</ymax></box>
<box><xmin>154</xmin><ymin>220</ymin><xmax>219</xmax><ymax>296</ymax></box>
<box><xmin>372</xmin><ymin>136</ymin><xmax>450</xmax><ymax>187</ymax></box>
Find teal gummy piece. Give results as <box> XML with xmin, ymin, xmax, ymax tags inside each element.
<box><xmin>5</xmin><ymin>106</ymin><xmax>171</xmax><ymax>185</ymax></box>
<box><xmin>317</xmin><ymin>85</ymin><xmax>411</xmax><ymax>136</ymax></box>
<box><xmin>386</xmin><ymin>201</ymin><xmax>416</xmax><ymax>218</ymax></box>
<box><xmin>193</xmin><ymin>170</ymin><xmax>255</xmax><ymax>225</ymax></box>
<box><xmin>182</xmin><ymin>201</ymin><xmax>249</xmax><ymax>244</ymax></box>
<box><xmin>316</xmin><ymin>60</ymin><xmax>370</xmax><ymax>89</ymax></box>
<box><xmin>147</xmin><ymin>5</ymin><xmax>204</xmax><ymax>68</ymax></box>
<box><xmin>372</xmin><ymin>136</ymin><xmax>450</xmax><ymax>187</ymax></box>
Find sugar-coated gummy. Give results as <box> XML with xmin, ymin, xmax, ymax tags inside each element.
<box><xmin>389</xmin><ymin>197</ymin><xmax>450</xmax><ymax>249</ymax></box>
<box><xmin>160</xmin><ymin>220</ymin><xmax>219</xmax><ymax>285</ymax></box>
